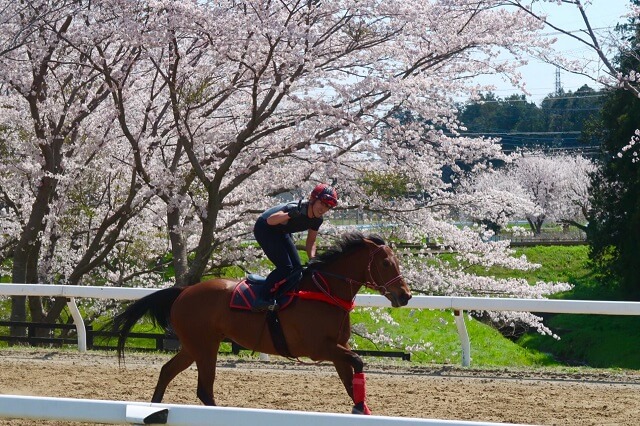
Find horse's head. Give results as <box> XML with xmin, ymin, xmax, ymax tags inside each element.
<box><xmin>308</xmin><ymin>232</ymin><xmax>412</xmax><ymax>307</ymax></box>
<box><xmin>363</xmin><ymin>238</ymin><xmax>412</xmax><ymax>307</ymax></box>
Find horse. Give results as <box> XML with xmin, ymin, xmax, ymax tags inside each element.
<box><xmin>106</xmin><ymin>232</ymin><xmax>412</xmax><ymax>415</ymax></box>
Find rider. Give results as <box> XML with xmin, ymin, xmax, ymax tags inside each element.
<box><xmin>252</xmin><ymin>183</ymin><xmax>338</xmax><ymax>311</ymax></box>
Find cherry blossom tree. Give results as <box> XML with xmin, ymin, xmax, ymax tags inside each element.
<box><xmin>0</xmin><ymin>0</ymin><xmax>108</xmax><ymax>329</ymax></box>
<box><xmin>460</xmin><ymin>153</ymin><xmax>595</xmax><ymax>235</ymax></box>
<box><xmin>510</xmin><ymin>153</ymin><xmax>595</xmax><ymax>234</ymax></box>
<box><xmin>93</xmin><ymin>0</ymin><xmax>556</xmax><ymax>286</ymax></box>
<box><xmin>0</xmin><ymin>0</ymin><xmax>159</xmax><ymax>332</ymax></box>
<box><xmin>1</xmin><ymin>0</ymin><xmax>598</xmax><ymax>338</ymax></box>
<box><xmin>553</xmin><ymin>154</ymin><xmax>597</xmax><ymax>231</ymax></box>
<box><xmin>457</xmin><ymin>165</ymin><xmax>536</xmax><ymax>233</ymax></box>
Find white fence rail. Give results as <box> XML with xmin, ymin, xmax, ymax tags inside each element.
<box><xmin>3</xmin><ymin>284</ymin><xmax>637</xmax><ymax>426</ymax></box>
<box><xmin>3</xmin><ymin>283</ymin><xmax>640</xmax><ymax>367</ymax></box>
<box><xmin>0</xmin><ymin>394</ymin><xmax>523</xmax><ymax>426</ymax></box>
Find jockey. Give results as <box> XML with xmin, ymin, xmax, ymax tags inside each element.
<box><xmin>252</xmin><ymin>183</ymin><xmax>338</xmax><ymax>311</ymax></box>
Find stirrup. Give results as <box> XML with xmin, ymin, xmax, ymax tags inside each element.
<box><xmin>252</xmin><ymin>298</ymin><xmax>278</xmax><ymax>312</ymax></box>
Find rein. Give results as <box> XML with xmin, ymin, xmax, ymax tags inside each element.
<box><xmin>304</xmin><ymin>244</ymin><xmax>404</xmax><ymax>311</ymax></box>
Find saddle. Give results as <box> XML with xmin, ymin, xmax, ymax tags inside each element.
<box><xmin>229</xmin><ymin>274</ymin><xmax>296</xmax><ymax>311</ymax></box>
<box><xmin>229</xmin><ymin>274</ymin><xmax>297</xmax><ymax>358</ymax></box>
<box><xmin>229</xmin><ymin>271</ymin><xmax>356</xmax><ymax>359</ymax></box>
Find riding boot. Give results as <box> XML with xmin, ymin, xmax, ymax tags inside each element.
<box><xmin>275</xmin><ymin>268</ymin><xmax>303</xmax><ymax>297</ymax></box>
<box><xmin>252</xmin><ymin>286</ymin><xmax>277</xmax><ymax>311</ymax></box>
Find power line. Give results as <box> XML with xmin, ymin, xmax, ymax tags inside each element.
<box><xmin>460</xmin><ymin>131</ymin><xmax>582</xmax><ymax>136</ymax></box>
<box><xmin>540</xmin><ymin>25</ymin><xmax>619</xmax><ymax>37</ymax></box>
<box><xmin>462</xmin><ymin>93</ymin><xmax>608</xmax><ymax>105</ymax></box>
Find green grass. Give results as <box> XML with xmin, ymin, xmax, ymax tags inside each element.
<box><xmin>519</xmin><ymin>314</ymin><xmax>640</xmax><ymax>369</ymax></box>
<box><xmin>460</xmin><ymin>245</ymin><xmax>592</xmax><ymax>285</ymax></box>
<box><xmin>509</xmin><ymin>245</ymin><xmax>640</xmax><ymax>369</ymax></box>
<box><xmin>350</xmin><ymin>307</ymin><xmax>556</xmax><ymax>367</ymax></box>
<box><xmin>514</xmin><ymin>245</ymin><xmax>594</xmax><ymax>286</ymax></box>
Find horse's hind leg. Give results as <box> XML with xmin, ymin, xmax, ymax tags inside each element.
<box><xmin>194</xmin><ymin>340</ymin><xmax>222</xmax><ymax>406</ymax></box>
<box><xmin>152</xmin><ymin>349</ymin><xmax>194</xmax><ymax>403</ymax></box>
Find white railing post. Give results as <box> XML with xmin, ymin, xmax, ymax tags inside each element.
<box><xmin>66</xmin><ymin>297</ymin><xmax>87</xmax><ymax>352</ymax></box>
<box><xmin>453</xmin><ymin>310</ymin><xmax>471</xmax><ymax>367</ymax></box>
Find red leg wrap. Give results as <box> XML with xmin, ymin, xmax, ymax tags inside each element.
<box><xmin>352</xmin><ymin>372</ymin><xmax>367</xmax><ymax>404</ymax></box>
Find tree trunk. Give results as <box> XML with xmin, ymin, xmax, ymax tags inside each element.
<box><xmin>526</xmin><ymin>215</ymin><xmax>545</xmax><ymax>235</ymax></box>
<box><xmin>184</xmin><ymin>194</ymin><xmax>221</xmax><ymax>285</ymax></box>
<box><xmin>10</xmin><ymin>175</ymin><xmax>56</xmax><ymax>337</ymax></box>
<box><xmin>167</xmin><ymin>208</ymin><xmax>189</xmax><ymax>287</ymax></box>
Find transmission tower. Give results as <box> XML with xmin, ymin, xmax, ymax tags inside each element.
<box><xmin>555</xmin><ymin>67</ymin><xmax>563</xmax><ymax>96</ymax></box>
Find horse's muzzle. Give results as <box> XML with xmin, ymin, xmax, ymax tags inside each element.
<box><xmin>399</xmin><ymin>292</ymin><xmax>412</xmax><ymax>306</ymax></box>
<box><xmin>390</xmin><ymin>292</ymin><xmax>412</xmax><ymax>307</ymax></box>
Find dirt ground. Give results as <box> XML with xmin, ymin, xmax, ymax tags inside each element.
<box><xmin>0</xmin><ymin>349</ymin><xmax>639</xmax><ymax>425</ymax></box>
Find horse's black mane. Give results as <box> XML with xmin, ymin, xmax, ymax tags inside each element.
<box><xmin>305</xmin><ymin>232</ymin><xmax>385</xmax><ymax>272</ymax></box>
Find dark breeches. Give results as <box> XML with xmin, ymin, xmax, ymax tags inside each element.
<box><xmin>253</xmin><ymin>219</ymin><xmax>302</xmax><ymax>287</ymax></box>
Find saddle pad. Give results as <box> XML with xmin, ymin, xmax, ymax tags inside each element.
<box><xmin>230</xmin><ymin>279</ymin><xmax>295</xmax><ymax>311</ymax></box>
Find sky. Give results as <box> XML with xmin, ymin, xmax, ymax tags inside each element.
<box><xmin>482</xmin><ymin>0</ymin><xmax>633</xmax><ymax>104</ymax></box>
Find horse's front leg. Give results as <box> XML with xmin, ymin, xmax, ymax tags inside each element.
<box><xmin>331</xmin><ymin>344</ymin><xmax>371</xmax><ymax>415</ymax></box>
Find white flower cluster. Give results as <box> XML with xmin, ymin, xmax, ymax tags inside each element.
<box><xmin>618</xmin><ymin>130</ymin><xmax>640</xmax><ymax>163</ymax></box>
<box><xmin>459</xmin><ymin>152</ymin><xmax>596</xmax><ymax>234</ymax></box>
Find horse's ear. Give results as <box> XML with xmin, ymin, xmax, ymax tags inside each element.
<box><xmin>364</xmin><ymin>237</ymin><xmax>380</xmax><ymax>247</ymax></box>
<box><xmin>365</xmin><ymin>234</ymin><xmax>386</xmax><ymax>247</ymax></box>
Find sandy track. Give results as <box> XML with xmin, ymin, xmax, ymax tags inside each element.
<box><xmin>1</xmin><ymin>349</ymin><xmax>639</xmax><ymax>425</ymax></box>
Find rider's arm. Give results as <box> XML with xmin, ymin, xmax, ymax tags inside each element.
<box><xmin>266</xmin><ymin>210</ymin><xmax>291</xmax><ymax>226</ymax></box>
<box><xmin>306</xmin><ymin>229</ymin><xmax>318</xmax><ymax>259</ymax></box>
<box><xmin>267</xmin><ymin>202</ymin><xmax>303</xmax><ymax>225</ymax></box>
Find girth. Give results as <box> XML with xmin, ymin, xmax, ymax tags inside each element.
<box><xmin>266</xmin><ymin>311</ymin><xmax>293</xmax><ymax>358</ymax></box>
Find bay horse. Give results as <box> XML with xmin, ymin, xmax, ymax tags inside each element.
<box><xmin>106</xmin><ymin>232</ymin><xmax>411</xmax><ymax>414</ymax></box>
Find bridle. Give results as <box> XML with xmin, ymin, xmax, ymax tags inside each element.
<box><xmin>309</xmin><ymin>243</ymin><xmax>404</xmax><ymax>304</ymax></box>
<box><xmin>364</xmin><ymin>244</ymin><xmax>405</xmax><ymax>296</ymax></box>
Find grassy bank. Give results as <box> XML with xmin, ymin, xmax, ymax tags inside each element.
<box><xmin>350</xmin><ymin>307</ymin><xmax>557</xmax><ymax>367</ymax></box>
<box><xmin>513</xmin><ymin>246</ymin><xmax>640</xmax><ymax>369</ymax></box>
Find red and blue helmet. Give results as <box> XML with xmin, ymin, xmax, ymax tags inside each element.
<box><xmin>310</xmin><ymin>183</ymin><xmax>338</xmax><ymax>207</ymax></box>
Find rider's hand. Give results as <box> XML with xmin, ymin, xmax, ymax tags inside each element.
<box><xmin>287</xmin><ymin>207</ymin><xmax>301</xmax><ymax>219</ymax></box>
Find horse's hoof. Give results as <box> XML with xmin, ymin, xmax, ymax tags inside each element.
<box><xmin>352</xmin><ymin>402</ymin><xmax>371</xmax><ymax>415</ymax></box>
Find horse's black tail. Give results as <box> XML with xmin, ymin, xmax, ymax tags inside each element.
<box><xmin>104</xmin><ymin>287</ymin><xmax>184</xmax><ymax>363</ymax></box>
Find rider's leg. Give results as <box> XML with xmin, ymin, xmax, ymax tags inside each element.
<box><xmin>253</xmin><ymin>226</ymin><xmax>295</xmax><ymax>310</ymax></box>
<box><xmin>270</xmin><ymin>234</ymin><xmax>303</xmax><ymax>298</ymax></box>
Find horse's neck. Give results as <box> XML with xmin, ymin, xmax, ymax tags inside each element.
<box><xmin>301</xmin><ymin>249</ymin><xmax>368</xmax><ymax>300</ymax></box>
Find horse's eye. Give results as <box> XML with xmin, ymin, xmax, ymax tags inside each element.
<box><xmin>383</xmin><ymin>259</ymin><xmax>392</xmax><ymax>267</ymax></box>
